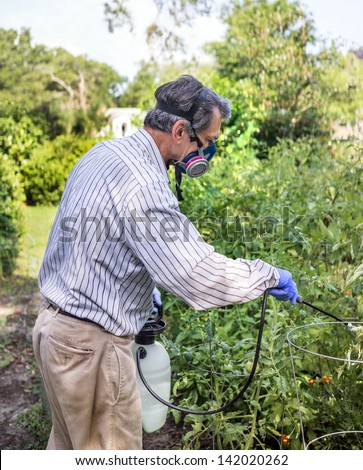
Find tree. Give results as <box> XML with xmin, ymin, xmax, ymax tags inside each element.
<box><xmin>0</xmin><ymin>29</ymin><xmax>50</xmax><ymax>122</ymax></box>
<box><xmin>42</xmin><ymin>48</ymin><xmax>126</xmax><ymax>135</ymax></box>
<box><xmin>0</xmin><ymin>28</ymin><xmax>127</xmax><ymax>137</ymax></box>
<box><xmin>207</xmin><ymin>0</ymin><xmax>338</xmax><ymax>153</ymax></box>
<box><xmin>103</xmin><ymin>0</ymin><xmax>219</xmax><ymax>57</ymax></box>
<box><xmin>321</xmin><ymin>50</ymin><xmax>363</xmax><ymax>126</ymax></box>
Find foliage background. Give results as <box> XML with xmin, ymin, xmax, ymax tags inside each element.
<box><xmin>0</xmin><ymin>0</ymin><xmax>362</xmax><ymax>450</ymax></box>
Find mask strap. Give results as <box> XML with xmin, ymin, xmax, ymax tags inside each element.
<box><xmin>155</xmin><ymin>88</ymin><xmax>207</xmax><ymax>123</ymax></box>
<box><xmin>194</xmin><ymin>134</ymin><xmax>204</xmax><ymax>156</ymax></box>
<box><xmin>175</xmin><ymin>164</ymin><xmax>184</xmax><ymax>201</ymax></box>
<box><xmin>155</xmin><ymin>102</ymin><xmax>193</xmax><ymax>121</ymax></box>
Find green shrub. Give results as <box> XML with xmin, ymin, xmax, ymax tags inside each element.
<box><xmin>0</xmin><ymin>155</ymin><xmax>24</xmax><ymax>276</ymax></box>
<box><xmin>21</xmin><ymin>134</ymin><xmax>101</xmax><ymax>205</ymax></box>
<box><xmin>0</xmin><ymin>115</ymin><xmax>44</xmax><ymax>166</ymax></box>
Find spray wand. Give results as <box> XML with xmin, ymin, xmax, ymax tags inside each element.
<box><xmin>298</xmin><ymin>298</ymin><xmax>359</xmax><ymax>330</ymax></box>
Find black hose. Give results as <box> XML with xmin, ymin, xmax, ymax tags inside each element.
<box><xmin>136</xmin><ymin>290</ymin><xmax>269</xmax><ymax>415</ymax></box>
<box><xmin>136</xmin><ymin>293</ymin><xmax>350</xmax><ymax>415</ymax></box>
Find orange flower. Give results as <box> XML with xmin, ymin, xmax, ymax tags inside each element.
<box><xmin>345</xmin><ymin>289</ymin><xmax>352</xmax><ymax>295</ymax></box>
<box><xmin>308</xmin><ymin>378</ymin><xmax>316</xmax><ymax>385</ymax></box>
<box><xmin>281</xmin><ymin>434</ymin><xmax>290</xmax><ymax>445</ymax></box>
<box><xmin>320</xmin><ymin>375</ymin><xmax>332</xmax><ymax>384</ymax></box>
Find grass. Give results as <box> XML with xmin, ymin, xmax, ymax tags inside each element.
<box><xmin>15</xmin><ymin>205</ymin><xmax>58</xmax><ymax>279</ymax></box>
<box><xmin>16</xmin><ymin>403</ymin><xmax>52</xmax><ymax>450</ymax></box>
<box><xmin>0</xmin><ymin>205</ymin><xmax>57</xmax><ymax>300</ymax></box>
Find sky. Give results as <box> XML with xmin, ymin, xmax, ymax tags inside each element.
<box><xmin>1</xmin><ymin>0</ymin><xmax>363</xmax><ymax>81</ymax></box>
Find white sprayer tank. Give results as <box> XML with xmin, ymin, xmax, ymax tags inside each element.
<box><xmin>132</xmin><ymin>334</ymin><xmax>171</xmax><ymax>433</ymax></box>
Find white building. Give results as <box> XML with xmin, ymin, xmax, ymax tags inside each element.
<box><xmin>103</xmin><ymin>107</ymin><xmax>142</xmax><ymax>138</ymax></box>
<box><xmin>331</xmin><ymin>120</ymin><xmax>363</xmax><ymax>140</ymax></box>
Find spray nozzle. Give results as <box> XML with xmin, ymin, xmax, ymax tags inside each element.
<box><xmin>297</xmin><ymin>297</ymin><xmax>361</xmax><ymax>331</ymax></box>
<box><xmin>346</xmin><ymin>323</ymin><xmax>363</xmax><ymax>333</ymax></box>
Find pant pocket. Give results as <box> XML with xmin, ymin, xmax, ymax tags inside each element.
<box><xmin>44</xmin><ymin>335</ymin><xmax>95</xmax><ymax>407</ymax></box>
<box><xmin>108</xmin><ymin>342</ymin><xmax>139</xmax><ymax>405</ymax></box>
<box><xmin>109</xmin><ymin>344</ymin><xmax>123</xmax><ymax>405</ymax></box>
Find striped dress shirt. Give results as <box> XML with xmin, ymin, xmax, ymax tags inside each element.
<box><xmin>39</xmin><ymin>129</ymin><xmax>279</xmax><ymax>336</ymax></box>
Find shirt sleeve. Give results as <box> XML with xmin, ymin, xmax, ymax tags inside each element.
<box><xmin>123</xmin><ymin>181</ymin><xmax>279</xmax><ymax>310</ymax></box>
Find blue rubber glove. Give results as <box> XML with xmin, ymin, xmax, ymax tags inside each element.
<box><xmin>152</xmin><ymin>286</ymin><xmax>162</xmax><ymax>312</ymax></box>
<box><xmin>268</xmin><ymin>268</ymin><xmax>300</xmax><ymax>305</ymax></box>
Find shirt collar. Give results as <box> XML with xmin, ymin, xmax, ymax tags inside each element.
<box><xmin>135</xmin><ymin>128</ymin><xmax>170</xmax><ymax>184</ymax></box>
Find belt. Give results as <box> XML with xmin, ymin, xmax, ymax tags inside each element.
<box><xmin>48</xmin><ymin>303</ymin><xmax>99</xmax><ymax>327</ymax></box>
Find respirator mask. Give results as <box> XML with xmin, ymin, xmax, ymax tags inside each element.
<box><xmin>178</xmin><ymin>139</ymin><xmax>217</xmax><ymax>178</ymax></box>
<box><xmin>155</xmin><ymin>89</ymin><xmax>217</xmax><ymax>201</ymax></box>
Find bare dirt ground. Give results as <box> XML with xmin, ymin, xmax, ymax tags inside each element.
<box><xmin>0</xmin><ymin>284</ymin><xmax>42</xmax><ymax>449</ymax></box>
<box><xmin>0</xmin><ymin>285</ymin><xmax>188</xmax><ymax>450</ymax></box>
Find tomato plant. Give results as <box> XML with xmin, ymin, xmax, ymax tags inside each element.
<box><xmin>161</xmin><ymin>138</ymin><xmax>363</xmax><ymax>450</ymax></box>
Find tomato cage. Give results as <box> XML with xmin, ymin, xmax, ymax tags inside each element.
<box><xmin>287</xmin><ymin>321</ymin><xmax>363</xmax><ymax>450</ymax></box>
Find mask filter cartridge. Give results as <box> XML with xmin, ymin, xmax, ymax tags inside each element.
<box><xmin>178</xmin><ymin>140</ymin><xmax>216</xmax><ymax>178</ymax></box>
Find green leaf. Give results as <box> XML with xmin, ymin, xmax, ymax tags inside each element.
<box><xmin>346</xmin><ymin>264</ymin><xmax>363</xmax><ymax>288</ymax></box>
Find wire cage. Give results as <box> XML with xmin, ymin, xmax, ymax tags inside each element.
<box><xmin>287</xmin><ymin>321</ymin><xmax>363</xmax><ymax>450</ymax></box>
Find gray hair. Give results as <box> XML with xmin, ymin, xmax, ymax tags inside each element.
<box><xmin>144</xmin><ymin>75</ymin><xmax>231</xmax><ymax>137</ymax></box>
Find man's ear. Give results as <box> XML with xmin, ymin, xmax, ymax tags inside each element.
<box><xmin>171</xmin><ymin>120</ymin><xmax>187</xmax><ymax>142</ymax></box>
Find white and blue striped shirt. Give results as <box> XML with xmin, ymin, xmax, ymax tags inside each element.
<box><xmin>39</xmin><ymin>129</ymin><xmax>279</xmax><ymax>336</ymax></box>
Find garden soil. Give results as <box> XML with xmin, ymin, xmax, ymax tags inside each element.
<box><xmin>0</xmin><ymin>289</ymin><xmax>188</xmax><ymax>450</ymax></box>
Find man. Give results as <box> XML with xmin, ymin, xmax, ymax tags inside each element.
<box><xmin>32</xmin><ymin>75</ymin><xmax>299</xmax><ymax>450</ymax></box>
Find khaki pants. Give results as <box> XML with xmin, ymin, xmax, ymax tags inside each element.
<box><xmin>32</xmin><ymin>305</ymin><xmax>142</xmax><ymax>450</ymax></box>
